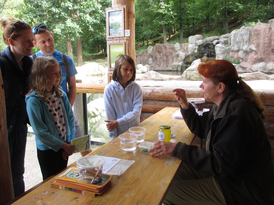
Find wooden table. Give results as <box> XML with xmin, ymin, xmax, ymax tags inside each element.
<box><xmin>12</xmin><ymin>107</ymin><xmax>194</xmax><ymax>205</ymax></box>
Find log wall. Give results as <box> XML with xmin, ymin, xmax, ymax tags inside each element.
<box><xmin>76</xmin><ymin>83</ymin><xmax>274</xmax><ymax>138</ymax></box>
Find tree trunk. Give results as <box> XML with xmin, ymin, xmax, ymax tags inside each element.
<box><xmin>112</xmin><ymin>0</ymin><xmax>135</xmax><ymax>61</ymax></box>
<box><xmin>146</xmin><ymin>35</ymin><xmax>149</xmax><ymax>46</ymax></box>
<box><xmin>206</xmin><ymin>15</ymin><xmax>209</xmax><ymax>30</ymax></box>
<box><xmin>173</xmin><ymin>24</ymin><xmax>176</xmax><ymax>34</ymax></box>
<box><xmin>168</xmin><ymin>26</ymin><xmax>171</xmax><ymax>41</ymax></box>
<box><xmin>163</xmin><ymin>24</ymin><xmax>167</xmax><ymax>44</ymax></box>
<box><xmin>179</xmin><ymin>0</ymin><xmax>183</xmax><ymax>41</ymax></box>
<box><xmin>76</xmin><ymin>38</ymin><xmax>83</xmax><ymax>66</ymax></box>
<box><xmin>270</xmin><ymin>0</ymin><xmax>273</xmax><ymax>9</ymax></box>
<box><xmin>0</xmin><ymin>69</ymin><xmax>14</xmax><ymax>204</ymax></box>
<box><xmin>179</xmin><ymin>23</ymin><xmax>183</xmax><ymax>41</ymax></box>
<box><xmin>224</xmin><ymin>0</ymin><xmax>228</xmax><ymax>33</ymax></box>
<box><xmin>187</xmin><ymin>18</ymin><xmax>190</xmax><ymax>34</ymax></box>
<box><xmin>66</xmin><ymin>39</ymin><xmax>73</xmax><ymax>60</ymax></box>
<box><xmin>192</xmin><ymin>17</ymin><xmax>195</xmax><ymax>34</ymax></box>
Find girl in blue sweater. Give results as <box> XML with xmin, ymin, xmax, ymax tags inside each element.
<box><xmin>26</xmin><ymin>56</ymin><xmax>75</xmax><ymax>180</ymax></box>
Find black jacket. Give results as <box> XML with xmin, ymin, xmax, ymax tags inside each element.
<box><xmin>173</xmin><ymin>95</ymin><xmax>274</xmax><ymax>205</ymax></box>
<box><xmin>0</xmin><ymin>47</ymin><xmax>32</xmax><ymax>130</ymax></box>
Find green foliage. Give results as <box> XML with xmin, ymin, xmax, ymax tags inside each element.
<box><xmin>18</xmin><ymin>0</ymin><xmax>110</xmax><ymax>54</ymax></box>
<box><xmin>225</xmin><ymin>57</ymin><xmax>240</xmax><ymax>64</ymax></box>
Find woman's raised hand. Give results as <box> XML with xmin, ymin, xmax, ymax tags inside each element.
<box><xmin>173</xmin><ymin>89</ymin><xmax>190</xmax><ymax>109</ymax></box>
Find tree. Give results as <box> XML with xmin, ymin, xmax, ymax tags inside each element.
<box><xmin>20</xmin><ymin>0</ymin><xmax>110</xmax><ymax>66</ymax></box>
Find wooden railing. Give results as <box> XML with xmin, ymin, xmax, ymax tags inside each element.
<box><xmin>76</xmin><ymin>83</ymin><xmax>274</xmax><ymax>138</ymax></box>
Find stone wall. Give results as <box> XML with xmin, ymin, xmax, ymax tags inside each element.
<box><xmin>136</xmin><ymin>19</ymin><xmax>274</xmax><ymax>74</ymax></box>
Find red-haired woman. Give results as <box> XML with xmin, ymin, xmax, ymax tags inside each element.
<box><xmin>149</xmin><ymin>60</ymin><xmax>274</xmax><ymax>205</ymax></box>
<box><xmin>0</xmin><ymin>16</ymin><xmax>33</xmax><ymax>197</ymax></box>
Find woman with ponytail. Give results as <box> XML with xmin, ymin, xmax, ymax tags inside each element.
<box><xmin>149</xmin><ymin>60</ymin><xmax>274</xmax><ymax>205</ymax></box>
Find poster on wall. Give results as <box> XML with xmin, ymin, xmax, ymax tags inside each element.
<box><xmin>109</xmin><ymin>11</ymin><xmax>123</xmax><ymax>37</ymax></box>
<box><xmin>106</xmin><ymin>6</ymin><xmax>126</xmax><ymax>39</ymax></box>
<box><xmin>110</xmin><ymin>44</ymin><xmax>124</xmax><ymax>68</ymax></box>
<box><xmin>107</xmin><ymin>41</ymin><xmax>127</xmax><ymax>70</ymax></box>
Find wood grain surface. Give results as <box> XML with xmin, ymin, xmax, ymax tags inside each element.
<box><xmin>12</xmin><ymin>107</ymin><xmax>194</xmax><ymax>205</ymax></box>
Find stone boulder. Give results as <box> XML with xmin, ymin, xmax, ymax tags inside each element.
<box><xmin>137</xmin><ymin>71</ymin><xmax>166</xmax><ymax>81</ymax></box>
<box><xmin>136</xmin><ymin>64</ymin><xmax>149</xmax><ymax>73</ymax></box>
<box><xmin>76</xmin><ymin>62</ymin><xmax>107</xmax><ymax>83</ymax></box>
<box><xmin>240</xmin><ymin>71</ymin><xmax>270</xmax><ymax>81</ymax></box>
<box><xmin>182</xmin><ymin>59</ymin><xmax>202</xmax><ymax>81</ymax></box>
<box><xmin>136</xmin><ymin>18</ymin><xmax>274</xmax><ymax>78</ymax></box>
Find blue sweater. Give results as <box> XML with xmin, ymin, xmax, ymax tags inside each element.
<box><xmin>26</xmin><ymin>90</ymin><xmax>75</xmax><ymax>151</ymax></box>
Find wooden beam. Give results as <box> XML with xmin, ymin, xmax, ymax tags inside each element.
<box><xmin>142</xmin><ymin>100</ymin><xmax>180</xmax><ymax>113</ymax></box>
<box><xmin>112</xmin><ymin>0</ymin><xmax>135</xmax><ymax>62</ymax></box>
<box><xmin>0</xmin><ymin>68</ymin><xmax>14</xmax><ymax>204</ymax></box>
<box><xmin>76</xmin><ymin>83</ymin><xmax>106</xmax><ymax>94</ymax></box>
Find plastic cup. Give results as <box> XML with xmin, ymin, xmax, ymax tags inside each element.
<box><xmin>119</xmin><ymin>133</ymin><xmax>137</xmax><ymax>152</ymax></box>
<box><xmin>167</xmin><ymin>123</ymin><xmax>178</xmax><ymax>138</ymax></box>
<box><xmin>129</xmin><ymin>126</ymin><xmax>146</xmax><ymax>143</ymax></box>
<box><xmin>76</xmin><ymin>156</ymin><xmax>105</xmax><ymax>184</ymax></box>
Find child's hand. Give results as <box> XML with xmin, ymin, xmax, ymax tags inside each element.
<box><xmin>80</xmin><ymin>149</ymin><xmax>92</xmax><ymax>157</ymax></box>
<box><xmin>61</xmin><ymin>142</ymin><xmax>75</xmax><ymax>155</ymax></box>
<box><xmin>62</xmin><ymin>150</ymin><xmax>69</xmax><ymax>160</ymax></box>
<box><xmin>105</xmin><ymin>120</ymin><xmax>118</xmax><ymax>131</ymax></box>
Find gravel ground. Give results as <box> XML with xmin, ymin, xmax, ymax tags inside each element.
<box><xmin>24</xmin><ymin>134</ymin><xmax>102</xmax><ymax>191</ymax></box>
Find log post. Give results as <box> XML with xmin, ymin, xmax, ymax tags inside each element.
<box><xmin>73</xmin><ymin>80</ymin><xmax>84</xmax><ymax>134</ymax></box>
<box><xmin>112</xmin><ymin>0</ymin><xmax>135</xmax><ymax>62</ymax></box>
<box><xmin>0</xmin><ymin>68</ymin><xmax>14</xmax><ymax>203</ymax></box>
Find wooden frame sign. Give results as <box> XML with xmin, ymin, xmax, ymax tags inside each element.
<box><xmin>106</xmin><ymin>6</ymin><xmax>126</xmax><ymax>39</ymax></box>
<box><xmin>107</xmin><ymin>40</ymin><xmax>128</xmax><ymax>70</ymax></box>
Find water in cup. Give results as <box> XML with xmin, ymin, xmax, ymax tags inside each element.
<box><xmin>119</xmin><ymin>133</ymin><xmax>137</xmax><ymax>152</ymax></box>
<box><xmin>129</xmin><ymin>126</ymin><xmax>146</xmax><ymax>143</ymax></box>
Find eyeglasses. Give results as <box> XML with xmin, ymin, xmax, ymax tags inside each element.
<box><xmin>8</xmin><ymin>20</ymin><xmax>27</xmax><ymax>37</ymax></box>
<box><xmin>32</xmin><ymin>23</ymin><xmax>47</xmax><ymax>34</ymax></box>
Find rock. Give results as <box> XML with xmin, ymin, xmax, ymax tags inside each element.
<box><xmin>136</xmin><ymin>19</ymin><xmax>274</xmax><ymax>77</ymax></box>
<box><xmin>148</xmin><ymin>58</ymin><xmax>153</xmax><ymax>65</ymax></box>
<box><xmin>138</xmin><ymin>71</ymin><xmax>165</xmax><ymax>81</ymax></box>
<box><xmin>267</xmin><ymin>63</ymin><xmax>274</xmax><ymax>72</ymax></box>
<box><xmin>148</xmin><ymin>46</ymin><xmax>153</xmax><ymax>53</ymax></box>
<box><xmin>252</xmin><ymin>62</ymin><xmax>266</xmax><ymax>72</ymax></box>
<box><xmin>247</xmin><ymin>45</ymin><xmax>256</xmax><ymax>53</ymax></box>
<box><xmin>136</xmin><ymin>64</ymin><xmax>148</xmax><ymax>73</ymax></box>
<box><xmin>174</xmin><ymin>43</ymin><xmax>181</xmax><ymax>51</ymax></box>
<box><xmin>188</xmin><ymin>43</ymin><xmax>196</xmax><ymax>54</ymax></box>
<box><xmin>172</xmin><ymin>62</ymin><xmax>183</xmax><ymax>70</ymax></box>
<box><xmin>269</xmin><ymin>74</ymin><xmax>274</xmax><ymax>80</ymax></box>
<box><xmin>240</xmin><ymin>71</ymin><xmax>270</xmax><ymax>80</ymax></box>
<box><xmin>218</xmin><ymin>38</ymin><xmax>229</xmax><ymax>44</ymax></box>
<box><xmin>177</xmin><ymin>51</ymin><xmax>186</xmax><ymax>61</ymax></box>
<box><xmin>196</xmin><ymin>40</ymin><xmax>203</xmax><ymax>46</ymax></box>
<box><xmin>215</xmin><ymin>44</ymin><xmax>230</xmax><ymax>60</ymax></box>
<box><xmin>182</xmin><ymin>59</ymin><xmax>202</xmax><ymax>81</ymax></box>
<box><xmin>189</xmin><ymin>35</ymin><xmax>203</xmax><ymax>44</ymax></box>
<box><xmin>238</xmin><ymin>50</ymin><xmax>244</xmax><ymax>59</ymax></box>
<box><xmin>269</xmin><ymin>19</ymin><xmax>274</xmax><ymax>26</ymax></box>
<box><xmin>203</xmin><ymin>36</ymin><xmax>219</xmax><ymax>43</ymax></box>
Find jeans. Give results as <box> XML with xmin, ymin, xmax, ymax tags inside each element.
<box><xmin>37</xmin><ymin>148</ymin><xmax>68</xmax><ymax>181</ymax></box>
<box><xmin>8</xmin><ymin>124</ymin><xmax>27</xmax><ymax>197</ymax></box>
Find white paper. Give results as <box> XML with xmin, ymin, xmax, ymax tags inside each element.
<box><xmin>106</xmin><ymin>159</ymin><xmax>135</xmax><ymax>176</ymax></box>
<box><xmin>102</xmin><ymin>156</ymin><xmax>121</xmax><ymax>174</ymax></box>
<box><xmin>171</xmin><ymin>109</ymin><xmax>183</xmax><ymax>119</ymax></box>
